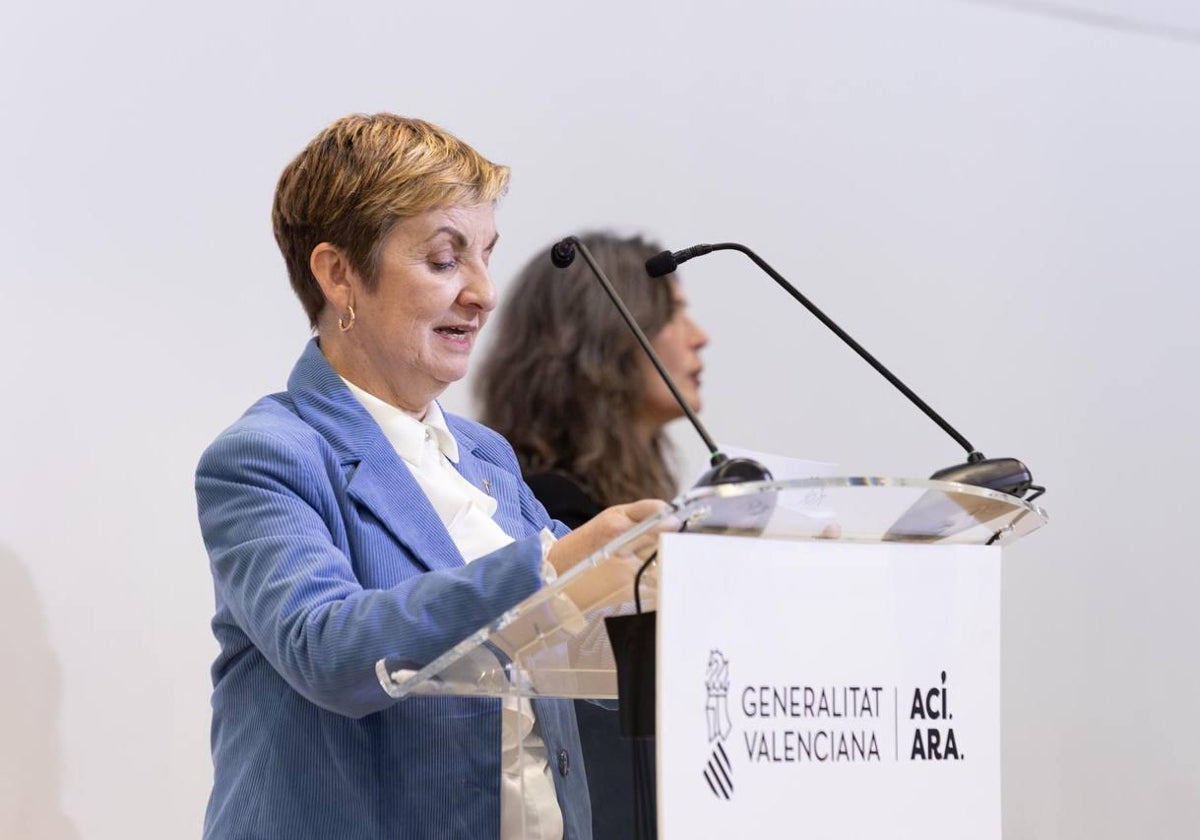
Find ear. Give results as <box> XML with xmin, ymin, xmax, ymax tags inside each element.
<box><xmin>310</xmin><ymin>242</ymin><xmax>357</xmax><ymax>314</ymax></box>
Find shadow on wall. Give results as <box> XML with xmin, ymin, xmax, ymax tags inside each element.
<box><xmin>0</xmin><ymin>543</ymin><xmax>80</xmax><ymax>839</ymax></box>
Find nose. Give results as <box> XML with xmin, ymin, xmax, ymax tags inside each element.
<box><xmin>687</xmin><ymin>314</ymin><xmax>709</xmax><ymax>349</ymax></box>
<box><xmin>460</xmin><ymin>264</ymin><xmax>497</xmax><ymax>313</ymax></box>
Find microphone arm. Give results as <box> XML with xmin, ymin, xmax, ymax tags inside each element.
<box><xmin>647</xmin><ymin>242</ymin><xmax>1041</xmax><ymax>499</ymax></box>
<box><xmin>551</xmin><ymin>236</ymin><xmax>772</xmax><ymax>489</ymax></box>
<box><xmin>651</xmin><ymin>242</ymin><xmax>979</xmax><ymax>457</ymax></box>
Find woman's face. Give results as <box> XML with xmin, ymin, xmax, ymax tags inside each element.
<box><xmin>330</xmin><ymin>203</ymin><xmax>499</xmax><ymax>415</ymax></box>
<box><xmin>637</xmin><ymin>279</ymin><xmax>709</xmax><ymax>433</ymax></box>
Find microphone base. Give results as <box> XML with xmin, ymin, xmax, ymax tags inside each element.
<box><xmin>930</xmin><ymin>457</ymin><xmax>1033</xmax><ymax>498</ymax></box>
<box><xmin>693</xmin><ymin>456</ymin><xmax>773</xmax><ymax>488</ymax></box>
<box><xmin>689</xmin><ymin>457</ymin><xmax>776</xmax><ymax>535</ymax></box>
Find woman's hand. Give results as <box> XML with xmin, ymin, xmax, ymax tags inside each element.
<box><xmin>546</xmin><ymin>499</ymin><xmax>668</xmax><ymax>577</ymax></box>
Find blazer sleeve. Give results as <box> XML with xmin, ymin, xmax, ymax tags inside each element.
<box><xmin>196</xmin><ymin>426</ymin><xmax>547</xmax><ymax>719</ymax></box>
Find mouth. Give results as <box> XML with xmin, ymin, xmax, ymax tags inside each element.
<box><xmin>434</xmin><ymin>324</ymin><xmax>476</xmax><ymax>341</ymax></box>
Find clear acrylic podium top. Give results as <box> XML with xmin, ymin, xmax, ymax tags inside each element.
<box><xmin>375</xmin><ymin>477</ymin><xmax>1047</xmax><ymax>702</ymax></box>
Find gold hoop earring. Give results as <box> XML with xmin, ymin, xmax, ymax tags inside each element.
<box><xmin>338</xmin><ymin>303</ymin><xmax>356</xmax><ymax>332</ymax></box>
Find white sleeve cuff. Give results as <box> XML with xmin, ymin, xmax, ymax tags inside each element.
<box><xmin>535</xmin><ymin>527</ymin><xmax>586</xmax><ymax>634</ymax></box>
<box><xmin>537</xmin><ymin>527</ymin><xmax>558</xmax><ymax>584</ymax></box>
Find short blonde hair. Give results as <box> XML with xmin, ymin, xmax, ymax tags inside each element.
<box><xmin>272</xmin><ymin>113</ymin><xmax>511</xmax><ymax>326</ymax></box>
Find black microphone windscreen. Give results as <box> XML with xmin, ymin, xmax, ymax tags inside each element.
<box><xmin>644</xmin><ymin>250</ymin><xmax>678</xmax><ymax>278</ymax></box>
<box><xmin>550</xmin><ymin>240</ymin><xmax>576</xmax><ymax>268</ymax></box>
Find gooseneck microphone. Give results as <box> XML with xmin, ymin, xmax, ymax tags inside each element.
<box><xmin>647</xmin><ymin>242</ymin><xmax>1042</xmax><ymax>500</ymax></box>
<box><xmin>559</xmin><ymin>237</ymin><xmax>779</xmax><ymax>840</ymax></box>
<box><xmin>551</xmin><ymin>236</ymin><xmax>771</xmax><ymax>488</ymax></box>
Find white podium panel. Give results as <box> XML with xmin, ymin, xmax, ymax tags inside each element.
<box><xmin>657</xmin><ymin>532</ymin><xmax>1000</xmax><ymax>839</ymax></box>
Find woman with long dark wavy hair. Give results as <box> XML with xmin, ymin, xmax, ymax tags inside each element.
<box><xmin>476</xmin><ymin>232</ymin><xmax>707</xmax><ymax>525</ymax></box>
<box><xmin>475</xmin><ymin>231</ymin><xmax>709</xmax><ymax>838</ymax></box>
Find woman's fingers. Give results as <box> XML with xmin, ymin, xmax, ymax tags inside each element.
<box><xmin>547</xmin><ymin>499</ymin><xmax>670</xmax><ymax>576</ymax></box>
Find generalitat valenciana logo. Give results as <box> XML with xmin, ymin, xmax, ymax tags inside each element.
<box><xmin>704</xmin><ymin>649</ymin><xmax>734</xmax><ymax>800</ymax></box>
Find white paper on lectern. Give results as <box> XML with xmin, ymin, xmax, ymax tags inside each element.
<box><xmin>656</xmin><ymin>532</ymin><xmax>1000</xmax><ymax>840</ymax></box>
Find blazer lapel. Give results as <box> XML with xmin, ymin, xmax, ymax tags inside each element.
<box><xmin>447</xmin><ymin>419</ymin><xmax>531</xmax><ymax>540</ymax></box>
<box><xmin>286</xmin><ymin>339</ymin><xmax>464</xmax><ymax>573</ymax></box>
<box><xmin>344</xmin><ymin>441</ymin><xmax>465</xmax><ymax>572</ymax></box>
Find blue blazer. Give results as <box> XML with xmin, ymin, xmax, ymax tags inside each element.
<box><xmin>196</xmin><ymin>339</ymin><xmax>590</xmax><ymax>839</ymax></box>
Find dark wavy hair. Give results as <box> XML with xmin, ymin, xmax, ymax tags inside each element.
<box><xmin>475</xmin><ymin>233</ymin><xmax>679</xmax><ymax>507</ymax></box>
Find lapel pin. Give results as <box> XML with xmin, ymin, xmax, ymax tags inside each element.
<box><xmin>482</xmin><ymin>478</ymin><xmax>492</xmax><ymax>494</ymax></box>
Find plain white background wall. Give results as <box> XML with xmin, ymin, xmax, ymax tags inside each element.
<box><xmin>2</xmin><ymin>1</ymin><xmax>1197</xmax><ymax>837</ymax></box>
